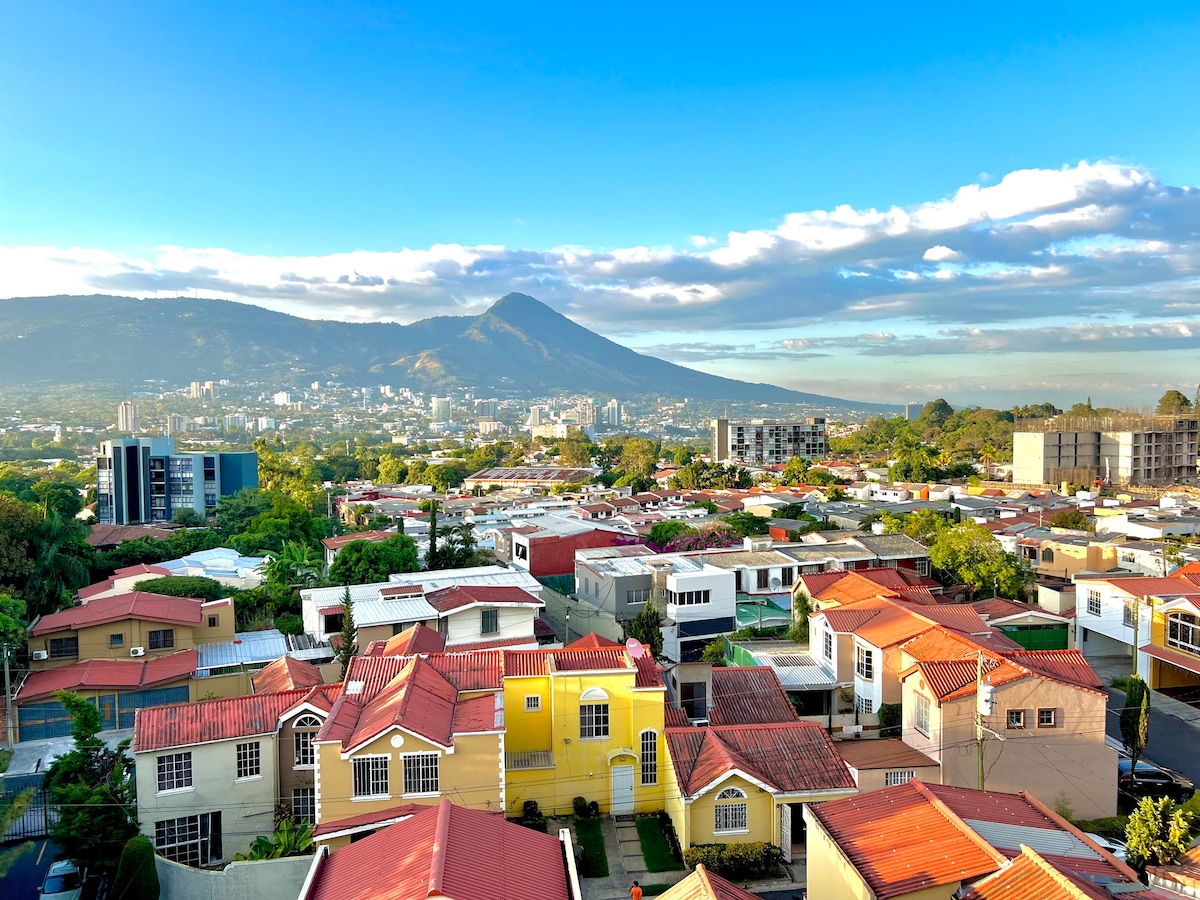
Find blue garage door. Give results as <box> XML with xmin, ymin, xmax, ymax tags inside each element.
<box><xmin>116</xmin><ymin>686</ymin><xmax>190</xmax><ymax>728</ymax></box>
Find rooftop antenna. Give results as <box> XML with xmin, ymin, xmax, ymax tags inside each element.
<box><xmin>626</xmin><ymin>637</ymin><xmax>644</xmax><ymax>659</ymax></box>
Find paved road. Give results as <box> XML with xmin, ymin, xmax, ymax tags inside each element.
<box><xmin>1104</xmin><ymin>687</ymin><xmax>1200</xmax><ymax>785</ymax></box>
<box><xmin>1</xmin><ymin>838</ymin><xmax>60</xmax><ymax>899</ymax></box>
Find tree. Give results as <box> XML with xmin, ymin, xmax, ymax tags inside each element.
<box><xmin>1125</xmin><ymin>796</ymin><xmax>1191</xmax><ymax>869</ymax></box>
<box><xmin>24</xmin><ymin>513</ymin><xmax>90</xmax><ymax>618</ymax></box>
<box><xmin>336</xmin><ymin>588</ymin><xmax>357</xmax><ymax>680</ymax></box>
<box><xmin>1156</xmin><ymin>389</ymin><xmax>1192</xmax><ymax>416</ymax></box>
<box><xmin>171</xmin><ymin>507</ymin><xmax>204</xmax><ymax>526</ymax></box>
<box><xmin>780</xmin><ymin>456</ymin><xmax>811</xmax><ymax>485</ymax></box>
<box><xmin>978</xmin><ymin>443</ymin><xmax>998</xmax><ymax>478</ymax></box>
<box><xmin>111</xmin><ymin>835</ymin><xmax>160</xmax><ymax>900</ymax></box>
<box><xmin>45</xmin><ymin>691</ymin><xmax>138</xmax><ymax>879</ymax></box>
<box><xmin>1121</xmin><ymin>675</ymin><xmax>1151</xmax><ymax>782</ymax></box>
<box><xmin>723</xmin><ymin>511</ymin><xmax>770</xmax><ymax>537</ymax></box>
<box><xmin>0</xmin><ymin>592</ymin><xmax>28</xmax><ymax>649</ymax></box>
<box><xmin>262</xmin><ymin>541</ymin><xmax>323</xmax><ymax>590</ymax></box>
<box><xmin>883</xmin><ymin>509</ymin><xmax>951</xmax><ymax>547</ymax></box>
<box><xmin>133</xmin><ymin>575</ymin><xmax>227</xmax><ymax>602</ymax></box>
<box><xmin>700</xmin><ymin>638</ymin><xmax>726</xmax><ymax>665</ymax></box>
<box><xmin>376</xmin><ymin>454</ymin><xmax>408</xmax><ymax>486</ymax></box>
<box><xmin>1049</xmin><ymin>509</ymin><xmax>1090</xmax><ymax>531</ymax></box>
<box><xmin>649</xmin><ymin>520</ymin><xmax>693</xmax><ymax>549</ymax></box>
<box><xmin>328</xmin><ymin>535</ymin><xmax>420</xmax><ymax>585</ymax></box>
<box><xmin>558</xmin><ymin>439</ymin><xmax>595</xmax><ymax>469</ymax></box>
<box><xmin>623</xmin><ymin>603</ymin><xmax>663</xmax><ymax>657</ymax></box>
<box><xmin>32</xmin><ymin>481</ymin><xmax>83</xmax><ymax>520</ymax></box>
<box><xmin>928</xmin><ymin>521</ymin><xmax>1030</xmax><ymax>599</ymax></box>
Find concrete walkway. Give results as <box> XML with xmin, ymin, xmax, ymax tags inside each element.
<box><xmin>1</xmin><ymin>728</ymin><xmax>133</xmax><ymax>782</ymax></box>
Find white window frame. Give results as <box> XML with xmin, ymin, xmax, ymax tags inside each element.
<box><xmin>235</xmin><ymin>741</ymin><xmax>261</xmax><ymax>780</ymax></box>
<box><xmin>640</xmin><ymin>730</ymin><xmax>658</xmax><ymax>786</ymax></box>
<box><xmin>856</xmin><ymin>645</ymin><xmax>874</xmax><ymax>680</ymax></box>
<box><xmin>525</xmin><ymin>695</ymin><xmax>541</xmax><ymax>712</ymax></box>
<box><xmin>580</xmin><ymin>703</ymin><xmax>610</xmax><ymax>740</ymax></box>
<box><xmin>1007</xmin><ymin>709</ymin><xmax>1026</xmax><ymax>729</ymax></box>
<box><xmin>401</xmin><ymin>752</ymin><xmax>440</xmax><ymax>797</ymax></box>
<box><xmin>823</xmin><ymin>629</ymin><xmax>833</xmax><ymax>661</ymax></box>
<box><xmin>885</xmin><ymin>770</ymin><xmax>915</xmax><ymax>787</ymax></box>
<box><xmin>1038</xmin><ymin>708</ymin><xmax>1057</xmax><ymax>728</ymax></box>
<box><xmin>293</xmin><ymin>715</ymin><xmax>321</xmax><ymax>769</ymax></box>
<box><xmin>1087</xmin><ymin>589</ymin><xmax>1102</xmax><ymax>617</ymax></box>
<box><xmin>154</xmin><ymin>812</ymin><xmax>221</xmax><ymax>866</ymax></box>
<box><xmin>157</xmin><ymin>752</ymin><xmax>193</xmax><ymax>793</ymax></box>
<box><xmin>352</xmin><ymin>755</ymin><xmax>390</xmax><ymax>800</ymax></box>
<box><xmin>857</xmin><ymin>696</ymin><xmax>874</xmax><ymax>715</ymax></box>
<box><xmin>914</xmin><ymin>694</ymin><xmax>930</xmax><ymax>736</ymax></box>
<box><xmin>714</xmin><ymin>787</ymin><xmax>748</xmax><ymax>834</ymax></box>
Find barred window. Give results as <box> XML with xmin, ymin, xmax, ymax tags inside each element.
<box><xmin>714</xmin><ymin>788</ymin><xmax>748</xmax><ymax>833</ymax></box>
<box><xmin>236</xmin><ymin>742</ymin><xmax>261</xmax><ymax>779</ymax></box>
<box><xmin>352</xmin><ymin>756</ymin><xmax>389</xmax><ymax>798</ymax></box>
<box><xmin>155</xmin><ymin>812</ymin><xmax>222</xmax><ymax>867</ymax></box>
<box><xmin>157</xmin><ymin>752</ymin><xmax>193</xmax><ymax>792</ymax></box>
<box><xmin>402</xmin><ymin>753</ymin><xmax>439</xmax><ymax>795</ymax></box>
<box><xmin>109</xmin><ymin>633</ymin><xmax>124</xmax><ymax>648</ymax></box>
<box><xmin>292</xmin><ymin>788</ymin><xmax>315</xmax><ymax>824</ymax></box>
<box><xmin>525</xmin><ymin>695</ymin><xmax>541</xmax><ymax>712</ymax></box>
<box><xmin>641</xmin><ymin>730</ymin><xmax>658</xmax><ymax>786</ymax></box>
<box><xmin>49</xmin><ymin>636</ymin><xmax>79</xmax><ymax>659</ymax></box>
<box><xmin>885</xmin><ymin>770</ymin><xmax>915</xmax><ymax>787</ymax></box>
<box><xmin>149</xmin><ymin>629</ymin><xmax>175</xmax><ymax>650</ymax></box>
<box><xmin>581</xmin><ymin>703</ymin><xmax>610</xmax><ymax>739</ymax></box>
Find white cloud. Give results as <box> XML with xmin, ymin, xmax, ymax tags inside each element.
<box><xmin>923</xmin><ymin>245</ymin><xmax>963</xmax><ymax>262</ymax></box>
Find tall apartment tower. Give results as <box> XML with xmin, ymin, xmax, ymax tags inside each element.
<box><xmin>710</xmin><ymin>417</ymin><xmax>827</xmax><ymax>465</ymax></box>
<box><xmin>204</xmin><ymin>380</ymin><xmax>217</xmax><ymax>398</ymax></box>
<box><xmin>473</xmin><ymin>398</ymin><xmax>499</xmax><ymax>419</ymax></box>
<box><xmin>431</xmin><ymin>397</ymin><xmax>453</xmax><ymax>423</ymax></box>
<box><xmin>604</xmin><ymin>399</ymin><xmax>622</xmax><ymax>428</ymax></box>
<box><xmin>117</xmin><ymin>401</ymin><xmax>140</xmax><ymax>433</ymax></box>
<box><xmin>96</xmin><ymin>438</ymin><xmax>258</xmax><ymax>525</ymax></box>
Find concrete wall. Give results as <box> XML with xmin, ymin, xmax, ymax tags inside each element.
<box><xmin>155</xmin><ymin>853</ymin><xmax>310</xmax><ymax>900</ymax></box>
<box><xmin>542</xmin><ymin>584</ymin><xmax>624</xmax><ymax>643</ymax></box>
<box><xmin>848</xmin><ymin>764</ymin><xmax>942</xmax><ymax>793</ymax></box>
<box><xmin>444</xmin><ymin>603</ymin><xmax>537</xmax><ymax>644</ymax></box>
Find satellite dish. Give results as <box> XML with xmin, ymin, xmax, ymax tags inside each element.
<box><xmin>770</xmin><ymin>577</ymin><xmax>783</xmax><ymax>590</ymax></box>
<box><xmin>626</xmin><ymin>638</ymin><xmax>645</xmax><ymax>659</ymax></box>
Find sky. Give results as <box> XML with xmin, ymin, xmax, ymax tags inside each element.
<box><xmin>2</xmin><ymin>2</ymin><xmax>1199</xmax><ymax>408</ymax></box>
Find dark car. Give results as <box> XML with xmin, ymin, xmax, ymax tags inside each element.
<box><xmin>1118</xmin><ymin>758</ymin><xmax>1195</xmax><ymax>801</ymax></box>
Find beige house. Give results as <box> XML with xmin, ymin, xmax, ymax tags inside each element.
<box><xmin>833</xmin><ymin>738</ymin><xmax>941</xmax><ymax>792</ymax></box>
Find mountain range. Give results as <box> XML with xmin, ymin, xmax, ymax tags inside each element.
<box><xmin>0</xmin><ymin>292</ymin><xmax>897</xmax><ymax>412</ymax></box>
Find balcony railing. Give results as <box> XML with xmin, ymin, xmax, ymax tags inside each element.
<box><xmin>505</xmin><ymin>750</ymin><xmax>555</xmax><ymax>770</ymax></box>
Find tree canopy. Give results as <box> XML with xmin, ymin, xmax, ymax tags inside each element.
<box><xmin>328</xmin><ymin>534</ymin><xmax>420</xmax><ymax>585</ymax></box>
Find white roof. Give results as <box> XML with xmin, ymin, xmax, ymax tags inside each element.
<box><xmin>353</xmin><ymin>595</ymin><xmax>441</xmax><ymax>627</ymax></box>
<box><xmin>388</xmin><ymin>565</ymin><xmax>543</xmax><ymax>595</ymax></box>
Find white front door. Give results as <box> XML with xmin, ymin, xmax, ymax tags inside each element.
<box><xmin>611</xmin><ymin>765</ymin><xmax>635</xmax><ymax>814</ymax></box>
<box><xmin>779</xmin><ymin>803</ymin><xmax>792</xmax><ymax>863</ymax></box>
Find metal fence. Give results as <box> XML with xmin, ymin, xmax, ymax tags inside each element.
<box><xmin>1</xmin><ymin>774</ymin><xmax>55</xmax><ymax>843</ymax></box>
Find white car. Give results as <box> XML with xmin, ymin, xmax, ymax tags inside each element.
<box><xmin>38</xmin><ymin>860</ymin><xmax>82</xmax><ymax>900</ymax></box>
<box><xmin>1084</xmin><ymin>832</ymin><xmax>1128</xmax><ymax>862</ymax></box>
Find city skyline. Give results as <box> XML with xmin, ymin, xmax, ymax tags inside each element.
<box><xmin>2</xmin><ymin>3</ymin><xmax>1199</xmax><ymax>407</ymax></box>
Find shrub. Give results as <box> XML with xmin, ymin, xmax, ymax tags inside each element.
<box><xmin>132</xmin><ymin>575</ymin><xmax>227</xmax><ymax>602</ymax></box>
<box><xmin>274</xmin><ymin>613</ymin><xmax>304</xmax><ymax>635</ymax></box>
<box><xmin>587</xmin><ymin>800</ymin><xmax>600</xmax><ymax>818</ymax></box>
<box><xmin>573</xmin><ymin>796</ymin><xmax>589</xmax><ymax>818</ymax></box>
<box><xmin>877</xmin><ymin>703</ymin><xmax>902</xmax><ymax>737</ymax></box>
<box><xmin>111</xmin><ymin>835</ymin><xmax>160</xmax><ymax>900</ymax></box>
<box><xmin>683</xmin><ymin>842</ymin><xmax>782</xmax><ymax>879</ymax></box>
<box><xmin>523</xmin><ymin>800</ymin><xmax>541</xmax><ymax>818</ymax></box>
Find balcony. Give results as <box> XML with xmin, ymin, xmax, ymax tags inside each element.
<box><xmin>505</xmin><ymin>750</ymin><xmax>555</xmax><ymax>770</ymax></box>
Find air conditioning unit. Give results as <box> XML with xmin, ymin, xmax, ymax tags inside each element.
<box><xmin>31</xmin><ymin>650</ymin><xmax>48</xmax><ymax>661</ymax></box>
<box><xmin>130</xmin><ymin>647</ymin><xmax>146</xmax><ymax>657</ymax></box>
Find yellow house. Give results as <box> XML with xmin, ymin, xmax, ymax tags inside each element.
<box><xmin>1142</xmin><ymin>587</ymin><xmax>1200</xmax><ymax>691</ymax></box>
<box><xmin>664</xmin><ymin>722</ymin><xmax>857</xmax><ymax>863</ymax></box>
<box><xmin>1036</xmin><ymin>536</ymin><xmax>1117</xmax><ymax>579</ymax></box>
<box><xmin>502</xmin><ymin>644</ymin><xmax>667</xmax><ymax>817</ymax></box>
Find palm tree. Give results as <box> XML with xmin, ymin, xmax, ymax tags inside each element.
<box><xmin>979</xmin><ymin>443</ymin><xmax>998</xmax><ymax>478</ymax></box>
<box><xmin>261</xmin><ymin>541</ymin><xmax>323</xmax><ymax>590</ymax></box>
<box><xmin>24</xmin><ymin>513</ymin><xmax>90</xmax><ymax>618</ymax></box>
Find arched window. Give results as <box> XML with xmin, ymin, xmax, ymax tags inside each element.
<box><xmin>1041</xmin><ymin>547</ymin><xmax>1055</xmax><ymax>563</ymax></box>
<box><xmin>1168</xmin><ymin>612</ymin><xmax>1200</xmax><ymax>655</ymax></box>
<box><xmin>640</xmin><ymin>730</ymin><xmax>658</xmax><ymax>786</ymax></box>
<box><xmin>293</xmin><ymin>714</ymin><xmax>322</xmax><ymax>768</ymax></box>
<box><xmin>580</xmin><ymin>688</ymin><xmax>610</xmax><ymax>739</ymax></box>
<box><xmin>714</xmin><ymin>787</ymin><xmax>747</xmax><ymax>834</ymax></box>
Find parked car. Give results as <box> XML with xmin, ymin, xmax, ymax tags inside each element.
<box><xmin>1117</xmin><ymin>758</ymin><xmax>1196</xmax><ymax>801</ymax></box>
<box><xmin>39</xmin><ymin>860</ymin><xmax>83</xmax><ymax>900</ymax></box>
<box><xmin>1084</xmin><ymin>832</ymin><xmax>1128</xmax><ymax>862</ymax></box>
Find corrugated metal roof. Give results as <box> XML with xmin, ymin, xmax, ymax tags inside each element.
<box><xmin>196</xmin><ymin>629</ymin><xmax>289</xmax><ymax>669</ymax></box>
<box><xmin>656</xmin><ymin>865</ymin><xmax>761</xmax><ymax>900</ymax></box>
<box><xmin>306</xmin><ymin>799</ymin><xmax>570</xmax><ymax>900</ymax></box>
<box><xmin>426</xmin><ymin>585</ymin><xmax>544</xmax><ymax>613</ymax></box>
<box><xmin>709</xmin><ymin>667</ymin><xmax>799</xmax><ymax>725</ymax></box>
<box><xmin>353</xmin><ymin>595</ymin><xmax>440</xmax><ymax>628</ymax></box>
<box><xmin>963</xmin><ymin>820</ymin><xmax>1099</xmax><ymax>861</ymax></box>
<box><xmin>957</xmin><ymin>847</ymin><xmax>1117</xmax><ymax>900</ymax></box>
<box><xmin>758</xmin><ymin>653</ymin><xmax>839</xmax><ymax>690</ymax></box>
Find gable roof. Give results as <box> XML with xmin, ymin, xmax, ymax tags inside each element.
<box><xmin>31</xmin><ymin>591</ymin><xmax>203</xmax><ymax>635</ymax></box>
<box><xmin>425</xmin><ymin>584</ymin><xmax>544</xmax><ymax>613</ymax></box>
<box><xmin>565</xmin><ymin>633</ymin><xmax>622</xmax><ymax>649</ymax></box>
<box><xmin>304</xmin><ymin>798</ymin><xmax>570</xmax><ymax>900</ymax></box>
<box><xmin>134</xmin><ymin>684</ymin><xmax>340</xmax><ymax>752</ymax></box>
<box><xmin>321</xmin><ymin>529</ymin><xmax>394</xmax><ymax>551</ymax></box>
<box><xmin>957</xmin><ymin>845</ymin><xmax>1120</xmax><ymax>900</ymax></box>
<box><xmin>708</xmin><ymin>667</ymin><xmax>799</xmax><ymax>726</ymax></box>
<box><xmin>379</xmin><ymin>622</ymin><xmax>447</xmax><ymax>656</ymax></box>
<box><xmin>16</xmin><ymin>649</ymin><xmax>199</xmax><ymax>702</ymax></box>
<box><xmin>658</xmin><ymin>864</ymin><xmax>760</xmax><ymax>900</ymax></box>
<box><xmin>666</xmin><ymin>722</ymin><xmax>856</xmax><ymax>796</ymax></box>
<box><xmin>252</xmin><ymin>655</ymin><xmax>325</xmax><ymax>695</ymax></box>
<box><xmin>834</xmin><ymin>737</ymin><xmax>939</xmax><ymax>773</ymax></box>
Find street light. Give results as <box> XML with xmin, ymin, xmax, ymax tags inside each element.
<box><xmin>565</xmin><ymin>612</ymin><xmax>571</xmax><ymax>644</ymax></box>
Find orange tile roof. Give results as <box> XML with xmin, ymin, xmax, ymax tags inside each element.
<box><xmin>17</xmin><ymin>649</ymin><xmax>198</xmax><ymax>702</ymax></box>
<box><xmin>1004</xmin><ymin>649</ymin><xmax>1102</xmax><ymax>692</ymax></box>
<box><xmin>833</xmin><ymin>738</ymin><xmax>939</xmax><ymax>772</ymax></box>
<box><xmin>564</xmin><ymin>633</ymin><xmax>622</xmax><ymax>649</ymax></box>
<box><xmin>134</xmin><ymin>683</ymin><xmax>340</xmax><ymax>752</ymax></box>
<box><xmin>378</xmin><ymin>622</ymin><xmax>446</xmax><ymax>656</ymax></box>
<box><xmin>658</xmin><ymin>864</ymin><xmax>760</xmax><ymax>900</ymax></box>
<box><xmin>321</xmin><ymin>529</ymin><xmax>394</xmax><ymax>550</ymax></box>
<box><xmin>854</xmin><ymin>604</ymin><xmax>937</xmax><ymax>648</ymax></box>
<box><xmin>305</xmin><ymin>798</ymin><xmax>569</xmax><ymax>900</ymax></box>
<box><xmin>252</xmin><ymin>655</ymin><xmax>325</xmax><ymax>694</ymax></box>
<box><xmin>708</xmin><ymin>667</ymin><xmax>799</xmax><ymax>726</ymax></box>
<box><xmin>957</xmin><ymin>846</ymin><xmax>1131</xmax><ymax>900</ymax></box>
<box><xmin>31</xmin><ymin>591</ymin><xmax>204</xmax><ymax>635</ymax></box>
<box><xmin>667</xmin><ymin>722</ymin><xmax>855</xmax><ymax>796</ymax></box>
<box><xmin>340</xmin><ymin>657</ymin><xmax>473</xmax><ymax>751</ymax></box>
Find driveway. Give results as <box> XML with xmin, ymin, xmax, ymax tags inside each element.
<box><xmin>1105</xmin><ymin>687</ymin><xmax>1200</xmax><ymax>786</ymax></box>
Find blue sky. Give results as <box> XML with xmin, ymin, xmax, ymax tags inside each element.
<box><xmin>2</xmin><ymin>2</ymin><xmax>1199</xmax><ymax>407</ymax></box>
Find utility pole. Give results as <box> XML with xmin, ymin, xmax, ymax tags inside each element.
<box><xmin>976</xmin><ymin>649</ymin><xmax>985</xmax><ymax>791</ymax></box>
<box><xmin>3</xmin><ymin>642</ymin><xmax>14</xmax><ymax>749</ymax></box>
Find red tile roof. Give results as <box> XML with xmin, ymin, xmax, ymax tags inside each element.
<box><xmin>708</xmin><ymin>667</ymin><xmax>799</xmax><ymax>726</ymax></box>
<box><xmin>833</xmin><ymin>738</ymin><xmax>939</xmax><ymax>772</ymax></box>
<box><xmin>77</xmin><ymin>563</ymin><xmax>174</xmax><ymax>599</ymax></box>
<box><xmin>321</xmin><ymin>529</ymin><xmax>393</xmax><ymax>550</ymax></box>
<box><xmin>666</xmin><ymin>722</ymin><xmax>855</xmax><ymax>796</ymax></box>
<box><xmin>84</xmin><ymin>524</ymin><xmax>172</xmax><ymax>548</ymax></box>
<box><xmin>17</xmin><ymin>649</ymin><xmax>198</xmax><ymax>702</ymax></box>
<box><xmin>658</xmin><ymin>864</ymin><xmax>760</xmax><ymax>900</ymax></box>
<box><xmin>32</xmin><ymin>591</ymin><xmax>203</xmax><ymax>635</ymax></box>
<box><xmin>134</xmin><ymin>684</ymin><xmax>339</xmax><ymax>752</ymax></box>
<box><xmin>379</xmin><ymin>622</ymin><xmax>446</xmax><ymax>656</ymax></box>
<box><xmin>1141</xmin><ymin>642</ymin><xmax>1200</xmax><ymax>676</ymax></box>
<box><xmin>1004</xmin><ymin>650</ymin><xmax>1102</xmax><ymax>691</ymax></box>
<box><xmin>304</xmin><ymin>798</ymin><xmax>569</xmax><ymax>900</ymax></box>
<box><xmin>565</xmin><ymin>633</ymin><xmax>622</xmax><ymax>649</ymax></box>
<box><xmin>817</xmin><ymin>606</ymin><xmax>885</xmax><ymax>633</ymax></box>
<box><xmin>1089</xmin><ymin>575</ymin><xmax>1200</xmax><ymax>599</ymax></box>
<box><xmin>425</xmin><ymin>584</ymin><xmax>543</xmax><ymax>613</ymax></box>
<box><xmin>252</xmin><ymin>656</ymin><xmax>325</xmax><ymax>695</ymax></box>
<box><xmin>447</xmin><ymin>635</ymin><xmax>540</xmax><ymax>652</ymax></box>
<box><xmin>311</xmin><ymin>803</ymin><xmax>427</xmax><ymax>840</ymax></box>
<box><xmin>957</xmin><ymin>847</ymin><xmax>1114</xmax><ymax>900</ymax></box>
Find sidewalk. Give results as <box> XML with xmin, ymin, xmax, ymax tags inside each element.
<box><xmin>1089</xmin><ymin>655</ymin><xmax>1200</xmax><ymax>726</ymax></box>
<box><xmin>1</xmin><ymin>728</ymin><xmax>133</xmax><ymax>782</ymax></box>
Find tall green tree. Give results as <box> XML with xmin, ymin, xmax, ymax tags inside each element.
<box><xmin>31</xmin><ymin>481</ymin><xmax>84</xmax><ymax>520</ymax></box>
<box><xmin>45</xmin><ymin>691</ymin><xmax>138</xmax><ymax>879</ymax></box>
<box><xmin>927</xmin><ymin>521</ymin><xmax>1030</xmax><ymax>599</ymax></box>
<box><xmin>1121</xmin><ymin>675</ymin><xmax>1151</xmax><ymax>782</ymax></box>
<box><xmin>1156</xmin><ymin>389</ymin><xmax>1192</xmax><ymax>415</ymax></box>
<box><xmin>1125</xmin><ymin>796</ymin><xmax>1191</xmax><ymax>869</ymax></box>
<box><xmin>623</xmin><ymin>603</ymin><xmax>663</xmax><ymax>657</ymax></box>
<box><xmin>328</xmin><ymin>535</ymin><xmax>419</xmax><ymax>585</ymax></box>
<box><xmin>24</xmin><ymin>513</ymin><xmax>90</xmax><ymax>618</ymax></box>
<box><xmin>336</xmin><ymin>588</ymin><xmax>357</xmax><ymax>680</ymax></box>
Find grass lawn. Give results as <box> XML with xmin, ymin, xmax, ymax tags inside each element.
<box><xmin>0</xmin><ymin>748</ymin><xmax>11</xmax><ymax>774</ymax></box>
<box><xmin>642</xmin><ymin>884</ymin><xmax>674</xmax><ymax>896</ymax></box>
<box><xmin>636</xmin><ymin>816</ymin><xmax>683</xmax><ymax>872</ymax></box>
<box><xmin>575</xmin><ymin>818</ymin><xmax>609</xmax><ymax>878</ymax></box>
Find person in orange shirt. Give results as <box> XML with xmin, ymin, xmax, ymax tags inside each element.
<box><xmin>631</xmin><ymin>881</ymin><xmax>643</xmax><ymax>900</ymax></box>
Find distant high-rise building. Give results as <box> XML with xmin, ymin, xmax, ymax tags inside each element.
<box><xmin>190</xmin><ymin>381</ymin><xmax>203</xmax><ymax>399</ymax></box>
<box><xmin>604</xmin><ymin>399</ymin><xmax>622</xmax><ymax>428</ymax></box>
<box><xmin>526</xmin><ymin>405</ymin><xmax>547</xmax><ymax>427</ymax></box>
<box><xmin>204</xmin><ymin>380</ymin><xmax>217</xmax><ymax>398</ymax></box>
<box><xmin>575</xmin><ymin>400</ymin><xmax>599</xmax><ymax>426</ymax></box>
<box><xmin>431</xmin><ymin>397</ymin><xmax>453</xmax><ymax>423</ymax></box>
<box><xmin>710</xmin><ymin>417</ymin><xmax>827</xmax><ymax>465</ymax></box>
<box><xmin>117</xmin><ymin>401</ymin><xmax>140</xmax><ymax>433</ymax></box>
<box><xmin>474</xmin><ymin>398</ymin><xmax>498</xmax><ymax>419</ymax></box>
<box><xmin>96</xmin><ymin>437</ymin><xmax>257</xmax><ymax>525</ymax></box>
<box><xmin>273</xmin><ymin>391</ymin><xmax>293</xmax><ymax>406</ymax></box>
<box><xmin>223</xmin><ymin>414</ymin><xmax>248</xmax><ymax>431</ymax></box>
<box><xmin>168</xmin><ymin>414</ymin><xmax>187</xmax><ymax>435</ymax></box>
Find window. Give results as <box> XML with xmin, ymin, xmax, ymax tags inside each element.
<box><xmin>667</xmin><ymin>589</ymin><xmax>711</xmax><ymax>606</ymax></box>
<box><xmin>914</xmin><ymin>695</ymin><xmax>931</xmax><ymax>736</ymax></box>
<box><xmin>581</xmin><ymin>703</ymin><xmax>610</xmax><ymax>739</ymax></box>
<box><xmin>626</xmin><ymin>588</ymin><xmax>651</xmax><ymax>605</ymax></box>
<box><xmin>916</xmin><ymin>559</ymin><xmax>930</xmax><ymax>577</ymax></box>
<box><xmin>1087</xmin><ymin>589</ymin><xmax>1102</xmax><ymax>617</ymax></box>
<box><xmin>641</xmin><ymin>730</ymin><xmax>658</xmax><ymax>786</ymax></box>
<box><xmin>823</xmin><ymin>630</ymin><xmax>833</xmax><ymax>661</ymax></box>
<box><xmin>856</xmin><ymin>646</ymin><xmax>874</xmax><ymax>680</ymax></box>
<box><xmin>155</xmin><ymin>812</ymin><xmax>221</xmax><ymax>866</ymax></box>
<box><xmin>157</xmin><ymin>752</ymin><xmax>193</xmax><ymax>792</ymax></box>
<box><xmin>49</xmin><ymin>636</ymin><xmax>79</xmax><ymax>659</ymax></box>
<box><xmin>1123</xmin><ymin>601</ymin><xmax>1137</xmax><ymax>629</ymax></box>
<box><xmin>1038</xmin><ymin>708</ymin><xmax>1057</xmax><ymax>728</ymax></box>
<box><xmin>352</xmin><ymin>756</ymin><xmax>390</xmax><ymax>799</ymax></box>
<box><xmin>236</xmin><ymin>742</ymin><xmax>261</xmax><ymax>779</ymax></box>
<box><xmin>1042</xmin><ymin>547</ymin><xmax>1055</xmax><ymax>563</ymax></box>
<box><xmin>323</xmin><ymin>613</ymin><xmax>344</xmax><ymax>634</ymax></box>
<box><xmin>1007</xmin><ymin>709</ymin><xmax>1026</xmax><ymax>729</ymax></box>
<box><xmin>525</xmin><ymin>695</ymin><xmax>541</xmax><ymax>712</ymax></box>
<box><xmin>757</xmin><ymin>569</ymin><xmax>770</xmax><ymax>590</ymax></box>
<box><xmin>857</xmin><ymin>696</ymin><xmax>874</xmax><ymax>715</ymax></box>
<box><xmin>781</xmin><ymin>567</ymin><xmax>795</xmax><ymax>587</ymax></box>
<box><xmin>294</xmin><ymin>715</ymin><xmax>321</xmax><ymax>768</ymax></box>
<box><xmin>292</xmin><ymin>788</ymin><xmax>315</xmax><ymax>824</ymax></box>
<box><xmin>1168</xmin><ymin>613</ymin><xmax>1200</xmax><ymax>655</ymax></box>
<box><xmin>681</xmin><ymin>682</ymin><xmax>708</xmax><ymax>720</ymax></box>
<box><xmin>714</xmin><ymin>788</ymin><xmax>748</xmax><ymax>834</ymax></box>
<box><xmin>481</xmin><ymin>608</ymin><xmax>499</xmax><ymax>635</ymax></box>
<box><xmin>149</xmin><ymin>629</ymin><xmax>175</xmax><ymax>650</ymax></box>
<box><xmin>207</xmin><ymin>615</ymin><xmax>219</xmax><ymax>628</ymax></box>
<box><xmin>885</xmin><ymin>770</ymin><xmax>915</xmax><ymax>787</ymax></box>
<box><xmin>402</xmin><ymin>752</ymin><xmax>439</xmax><ymax>795</ymax></box>
<box><xmin>109</xmin><ymin>633</ymin><xmax>124</xmax><ymax>648</ymax></box>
